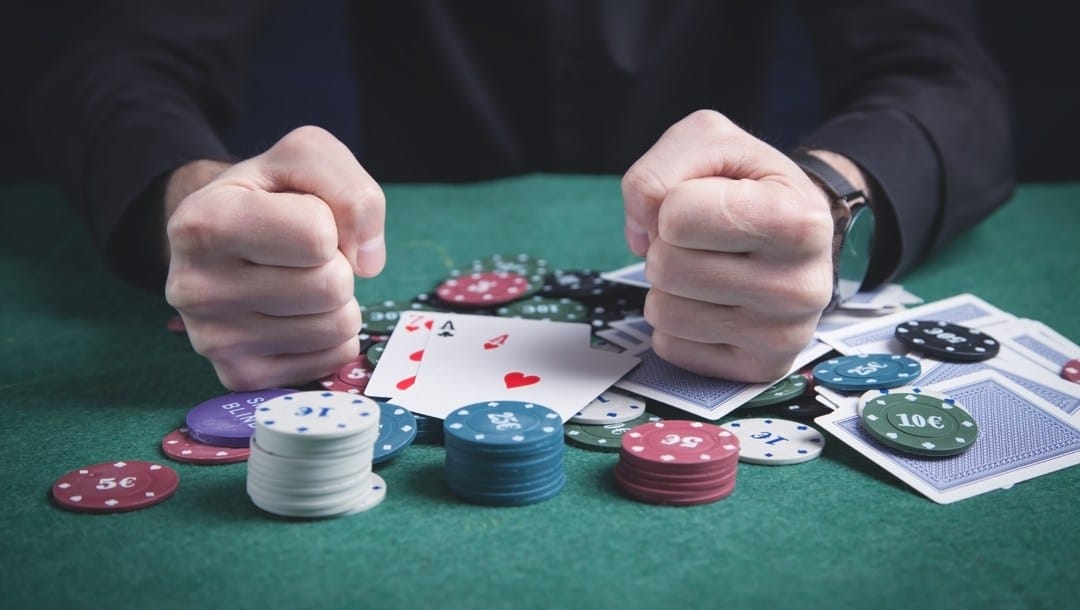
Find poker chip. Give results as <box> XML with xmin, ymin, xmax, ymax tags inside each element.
<box><xmin>412</xmin><ymin>412</ymin><xmax>445</xmax><ymax>444</ymax></box>
<box><xmin>366</xmin><ymin>342</ymin><xmax>386</xmax><ymax>367</ymax></box>
<box><xmin>436</xmin><ymin>272</ymin><xmax>532</xmax><ymax>306</ymax></box>
<box><xmin>361</xmin><ymin>300</ymin><xmax>429</xmax><ymax>334</ymax></box>
<box><xmin>373</xmin><ymin>402</ymin><xmax>418</xmax><ymax>464</ymax></box>
<box><xmin>564</xmin><ymin>411</ymin><xmax>661</xmax><ymax>452</ymax></box>
<box><xmin>247</xmin><ymin>391</ymin><xmax>385</xmax><ymax>518</ymax></box>
<box><xmin>742</xmin><ymin>374</ymin><xmax>808</xmax><ymax>409</ymax></box>
<box><xmin>1061</xmin><ymin>358</ymin><xmax>1080</xmax><ymax>383</ymax></box>
<box><xmin>185</xmin><ymin>389</ymin><xmax>296</xmax><ymax>448</ymax></box>
<box><xmin>541</xmin><ymin>269</ymin><xmax>607</xmax><ymax>301</ymax></box>
<box><xmin>569</xmin><ymin>388</ymin><xmax>647</xmax><ymax>425</ymax></box>
<box><xmin>720</xmin><ymin>418</ymin><xmax>825</xmax><ymax>465</ymax></box>
<box><xmin>335</xmin><ymin>354</ymin><xmax>373</xmax><ymax>391</ymax></box>
<box><xmin>858</xmin><ymin>386</ymin><xmax>978</xmax><ymax>457</ymax></box>
<box><xmin>767</xmin><ymin>400</ymin><xmax>834</xmax><ymax>420</ymax></box>
<box><xmin>894</xmin><ymin>320</ymin><xmax>1000</xmax><ymax>362</ymax></box>
<box><xmin>52</xmin><ymin>461</ymin><xmax>179</xmax><ymax>514</ymax></box>
<box><xmin>166</xmin><ymin>315</ymin><xmax>186</xmax><ymax>334</ymax></box>
<box><xmin>443</xmin><ymin>401</ymin><xmax>565</xmax><ymax>506</ymax></box>
<box><xmin>317</xmin><ymin>376</ymin><xmax>365</xmax><ymax>394</ymax></box>
<box><xmin>813</xmin><ymin>354</ymin><xmax>922</xmax><ymax>392</ymax></box>
<box><xmin>615</xmin><ymin>420</ymin><xmax>740</xmax><ymax>506</ymax></box>
<box><xmin>495</xmin><ymin>296</ymin><xmax>588</xmax><ymax>322</ymax></box>
<box><xmin>161</xmin><ymin>427</ymin><xmax>250</xmax><ymax>464</ymax></box>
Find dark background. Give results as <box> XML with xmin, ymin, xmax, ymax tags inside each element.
<box><xmin>1</xmin><ymin>0</ymin><xmax>1076</xmax><ymax>183</ymax></box>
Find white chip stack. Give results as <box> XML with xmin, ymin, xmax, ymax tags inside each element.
<box><xmin>246</xmin><ymin>391</ymin><xmax>385</xmax><ymax>518</ymax></box>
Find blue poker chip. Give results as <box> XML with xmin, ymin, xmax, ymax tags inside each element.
<box><xmin>444</xmin><ymin>401</ymin><xmax>562</xmax><ymax>448</ymax></box>
<box><xmin>412</xmin><ymin>412</ymin><xmax>445</xmax><ymax>444</ymax></box>
<box><xmin>813</xmin><ymin>354</ymin><xmax>922</xmax><ymax>391</ymax></box>
<box><xmin>372</xmin><ymin>402</ymin><xmax>418</xmax><ymax>464</ymax></box>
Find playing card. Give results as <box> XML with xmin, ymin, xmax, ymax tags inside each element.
<box><xmin>987</xmin><ymin>318</ymin><xmax>1080</xmax><ymax>376</ymax></box>
<box><xmin>815</xmin><ymin>370</ymin><xmax>1080</xmax><ymax>503</ymax></box>
<box><xmin>817</xmin><ymin>293</ymin><xmax>1015</xmax><ymax>356</ymax></box>
<box><xmin>364</xmin><ymin>310</ymin><xmax>442</xmax><ymax>397</ymax></box>
<box><xmin>600</xmin><ymin>261</ymin><xmax>650</xmax><ymax>288</ymax></box>
<box><xmin>389</xmin><ymin>313</ymin><xmax>639</xmax><ymax>421</ymax></box>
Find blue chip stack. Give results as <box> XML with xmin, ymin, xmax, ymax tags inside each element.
<box><xmin>372</xmin><ymin>402</ymin><xmax>418</xmax><ymax>465</ymax></box>
<box><xmin>443</xmin><ymin>401</ymin><xmax>565</xmax><ymax>506</ymax></box>
<box><xmin>412</xmin><ymin>412</ymin><xmax>445</xmax><ymax>444</ymax></box>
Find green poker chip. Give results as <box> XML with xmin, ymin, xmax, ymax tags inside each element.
<box><xmin>743</xmin><ymin>374</ymin><xmax>808</xmax><ymax>408</ymax></box>
<box><xmin>564</xmin><ymin>411</ymin><xmax>661</xmax><ymax>452</ymax></box>
<box><xmin>365</xmin><ymin>341</ymin><xmax>386</xmax><ymax>367</ymax></box>
<box><xmin>858</xmin><ymin>387</ymin><xmax>978</xmax><ymax>457</ymax></box>
<box><xmin>495</xmin><ymin>296</ymin><xmax>588</xmax><ymax>322</ymax></box>
<box><xmin>360</xmin><ymin>299</ymin><xmax>431</xmax><ymax>334</ymax></box>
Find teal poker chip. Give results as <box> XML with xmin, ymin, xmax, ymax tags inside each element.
<box><xmin>813</xmin><ymin>354</ymin><xmax>922</xmax><ymax>392</ymax></box>
<box><xmin>444</xmin><ymin>401</ymin><xmax>562</xmax><ymax>448</ymax></box>
<box><xmin>495</xmin><ymin>296</ymin><xmax>588</xmax><ymax>322</ymax></box>
<box><xmin>858</xmin><ymin>386</ymin><xmax>978</xmax><ymax>456</ymax></box>
<box><xmin>372</xmin><ymin>402</ymin><xmax>418</xmax><ymax>464</ymax></box>
<box><xmin>742</xmin><ymin>374</ymin><xmax>808</xmax><ymax>408</ymax></box>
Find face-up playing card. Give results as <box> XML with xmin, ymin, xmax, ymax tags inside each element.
<box><xmin>388</xmin><ymin>313</ymin><xmax>639</xmax><ymax>421</ymax></box>
<box><xmin>364</xmin><ymin>310</ymin><xmax>441</xmax><ymax>398</ymax></box>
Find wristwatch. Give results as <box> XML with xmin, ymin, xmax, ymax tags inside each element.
<box><xmin>791</xmin><ymin>152</ymin><xmax>876</xmax><ymax>311</ymax></box>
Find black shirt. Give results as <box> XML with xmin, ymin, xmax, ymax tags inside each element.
<box><xmin>24</xmin><ymin>0</ymin><xmax>1014</xmax><ymax>289</ymax></box>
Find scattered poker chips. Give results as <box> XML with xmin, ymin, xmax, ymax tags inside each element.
<box><xmin>813</xmin><ymin>354</ymin><xmax>922</xmax><ymax>391</ymax></box>
<box><xmin>742</xmin><ymin>374</ymin><xmax>808</xmax><ymax>409</ymax></box>
<box><xmin>615</xmin><ymin>420</ymin><xmax>740</xmax><ymax>506</ymax></box>
<box><xmin>161</xmin><ymin>427</ymin><xmax>250</xmax><ymax>465</ymax></box>
<box><xmin>721</xmin><ymin>418</ymin><xmax>825</xmax><ymax>465</ymax></box>
<box><xmin>565</xmin><ymin>411</ymin><xmax>661</xmax><ymax>452</ymax></box>
<box><xmin>361</xmin><ymin>299</ymin><xmax>431</xmax><ymax>334</ymax></box>
<box><xmin>496</xmin><ymin>296</ymin><xmax>588</xmax><ymax>322</ymax></box>
<box><xmin>246</xmin><ymin>391</ymin><xmax>385</xmax><ymax>518</ymax></box>
<box><xmin>185</xmin><ymin>389</ymin><xmax>295</xmax><ymax>448</ymax></box>
<box><xmin>52</xmin><ymin>460</ymin><xmax>179</xmax><ymax>514</ymax></box>
<box><xmin>1063</xmin><ymin>358</ymin><xmax>1080</xmax><ymax>383</ymax></box>
<box><xmin>443</xmin><ymin>401</ymin><xmax>565</xmax><ymax>506</ymax></box>
<box><xmin>541</xmin><ymin>269</ymin><xmax>607</xmax><ymax>301</ymax></box>
<box><xmin>894</xmin><ymin>320</ymin><xmax>1000</xmax><ymax>362</ymax></box>
<box><xmin>373</xmin><ymin>402</ymin><xmax>418</xmax><ymax>464</ymax></box>
<box><xmin>569</xmin><ymin>388</ymin><xmax>647</xmax><ymax>425</ymax></box>
<box><xmin>858</xmin><ymin>386</ymin><xmax>978</xmax><ymax>457</ymax></box>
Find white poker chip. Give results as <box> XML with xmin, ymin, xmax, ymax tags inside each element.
<box><xmin>570</xmin><ymin>389</ymin><xmax>647</xmax><ymax>425</ymax></box>
<box><xmin>255</xmin><ymin>391</ymin><xmax>380</xmax><ymax>437</ymax></box>
<box><xmin>720</xmin><ymin>417</ymin><xmax>825</xmax><ymax>465</ymax></box>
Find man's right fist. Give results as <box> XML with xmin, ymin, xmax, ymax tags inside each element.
<box><xmin>164</xmin><ymin>126</ymin><xmax>386</xmax><ymax>390</ymax></box>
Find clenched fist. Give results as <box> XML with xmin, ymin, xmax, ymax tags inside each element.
<box><xmin>165</xmin><ymin>126</ymin><xmax>385</xmax><ymax>390</ymax></box>
<box><xmin>622</xmin><ymin>110</ymin><xmax>839</xmax><ymax>382</ymax></box>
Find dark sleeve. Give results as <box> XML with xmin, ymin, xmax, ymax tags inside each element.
<box><xmin>25</xmin><ymin>1</ymin><xmax>274</xmax><ymax>290</ymax></box>
<box><xmin>796</xmin><ymin>0</ymin><xmax>1014</xmax><ymax>285</ymax></box>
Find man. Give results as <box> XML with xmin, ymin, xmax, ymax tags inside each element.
<box><xmin>25</xmin><ymin>1</ymin><xmax>1013</xmax><ymax>390</ymax></box>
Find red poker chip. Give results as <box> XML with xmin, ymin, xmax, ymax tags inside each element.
<box><xmin>620</xmin><ymin>420</ymin><xmax>740</xmax><ymax>467</ymax></box>
<box><xmin>614</xmin><ymin>462</ymin><xmax>736</xmax><ymax>492</ymax></box>
<box><xmin>166</xmin><ymin>315</ymin><xmax>186</xmax><ymax>334</ymax></box>
<box><xmin>51</xmin><ymin>461</ymin><xmax>179</xmax><ymax>514</ymax></box>
<box><xmin>335</xmin><ymin>355</ymin><xmax>373</xmax><ymax>390</ymax></box>
<box><xmin>161</xmin><ymin>428</ymin><xmax>250</xmax><ymax>465</ymax></box>
<box><xmin>318</xmin><ymin>375</ymin><xmax>365</xmax><ymax>394</ymax></box>
<box><xmin>435</xmin><ymin>272</ymin><xmax>531</xmax><ymax>306</ymax></box>
<box><xmin>1062</xmin><ymin>358</ymin><xmax>1080</xmax><ymax>384</ymax></box>
<box><xmin>614</xmin><ymin>468</ymin><xmax>736</xmax><ymax>506</ymax></box>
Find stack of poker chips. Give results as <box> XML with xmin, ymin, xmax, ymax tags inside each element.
<box><xmin>246</xmin><ymin>391</ymin><xmax>386</xmax><ymax>518</ymax></box>
<box><xmin>615</xmin><ymin>420</ymin><xmax>741</xmax><ymax>506</ymax></box>
<box><xmin>412</xmin><ymin>412</ymin><xmax>445</xmax><ymax>444</ymax></box>
<box><xmin>443</xmin><ymin>401</ymin><xmax>565</xmax><ymax>506</ymax></box>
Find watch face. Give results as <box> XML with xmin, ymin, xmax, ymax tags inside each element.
<box><xmin>836</xmin><ymin>205</ymin><xmax>875</xmax><ymax>302</ymax></box>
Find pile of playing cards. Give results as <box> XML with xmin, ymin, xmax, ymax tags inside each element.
<box><xmin>365</xmin><ymin>311</ymin><xmax>640</xmax><ymax>421</ymax></box>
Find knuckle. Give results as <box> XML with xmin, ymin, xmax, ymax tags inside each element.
<box><xmin>333</xmin><ymin>300</ymin><xmax>363</xmax><ymax>339</ymax></box>
<box><xmin>296</xmin><ymin>203</ymin><xmax>340</xmax><ymax>264</ymax></box>
<box><xmin>621</xmin><ymin>162</ymin><xmax>667</xmax><ymax>204</ymax></box>
<box><xmin>278</xmin><ymin>125</ymin><xmax>336</xmax><ymax>156</ymax></box>
<box><xmin>316</xmin><ymin>256</ymin><xmax>355</xmax><ymax>308</ymax></box>
<box><xmin>684</xmin><ymin>109</ymin><xmax>733</xmax><ymax>134</ymax></box>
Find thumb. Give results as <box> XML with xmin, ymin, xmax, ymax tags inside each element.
<box><xmin>247</xmin><ymin>125</ymin><xmax>386</xmax><ymax>277</ymax></box>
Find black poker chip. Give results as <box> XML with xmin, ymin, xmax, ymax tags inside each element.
<box><xmin>541</xmin><ymin>269</ymin><xmax>608</xmax><ymax>302</ymax></box>
<box><xmin>894</xmin><ymin>320</ymin><xmax>1000</xmax><ymax>362</ymax></box>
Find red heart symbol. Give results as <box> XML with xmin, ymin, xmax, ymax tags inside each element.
<box><xmin>409</xmin><ymin>349</ymin><xmax>424</xmax><ymax>362</ymax></box>
<box><xmin>425</xmin><ymin>320</ymin><xmax>434</xmax><ymax>329</ymax></box>
<box><xmin>405</xmin><ymin>324</ymin><xmax>419</xmax><ymax>332</ymax></box>
<box><xmin>483</xmin><ymin>342</ymin><xmax>498</xmax><ymax>350</ymax></box>
<box><xmin>504</xmin><ymin>371</ymin><xmax>540</xmax><ymax>389</ymax></box>
<box><xmin>396</xmin><ymin>376</ymin><xmax>416</xmax><ymax>390</ymax></box>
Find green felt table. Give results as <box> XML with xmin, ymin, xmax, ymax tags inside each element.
<box><xmin>1</xmin><ymin>176</ymin><xmax>1078</xmax><ymax>610</ymax></box>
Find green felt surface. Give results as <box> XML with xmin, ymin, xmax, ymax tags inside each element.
<box><xmin>1</xmin><ymin>176</ymin><xmax>1078</xmax><ymax>610</ymax></box>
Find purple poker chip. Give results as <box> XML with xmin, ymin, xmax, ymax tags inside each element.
<box><xmin>185</xmin><ymin>389</ymin><xmax>296</xmax><ymax>448</ymax></box>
